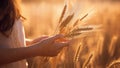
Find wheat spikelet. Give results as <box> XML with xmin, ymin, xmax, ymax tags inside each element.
<box><xmin>59</xmin><ymin>13</ymin><xmax>74</xmax><ymax>32</ymax></box>
<box><xmin>71</xmin><ymin>27</ymin><xmax>93</xmax><ymax>34</ymax></box>
<box><xmin>67</xmin><ymin>13</ymin><xmax>89</xmax><ymax>36</ymax></box>
<box><xmin>64</xmin><ymin>27</ymin><xmax>95</xmax><ymax>39</ymax></box>
<box><xmin>65</xmin><ymin>26</ymin><xmax>94</xmax><ymax>38</ymax></box>
<box><xmin>59</xmin><ymin>4</ymin><xmax>67</xmax><ymax>23</ymax></box>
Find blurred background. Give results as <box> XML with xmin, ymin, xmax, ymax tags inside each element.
<box><xmin>20</xmin><ymin>0</ymin><xmax>120</xmax><ymax>68</ymax></box>
<box><xmin>21</xmin><ymin>0</ymin><xmax>65</xmax><ymax>39</ymax></box>
<box><xmin>21</xmin><ymin>0</ymin><xmax>120</xmax><ymax>39</ymax></box>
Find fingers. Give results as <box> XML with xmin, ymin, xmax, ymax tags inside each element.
<box><xmin>32</xmin><ymin>36</ymin><xmax>49</xmax><ymax>44</ymax></box>
<box><xmin>41</xmin><ymin>35</ymin><xmax>49</xmax><ymax>38</ymax></box>
<box><xmin>57</xmin><ymin>42</ymin><xmax>69</xmax><ymax>49</ymax></box>
<box><xmin>39</xmin><ymin>36</ymin><xmax>49</xmax><ymax>41</ymax></box>
<box><xmin>49</xmin><ymin>34</ymin><xmax>64</xmax><ymax>42</ymax></box>
<box><xmin>54</xmin><ymin>42</ymin><xmax>69</xmax><ymax>56</ymax></box>
<box><xmin>37</xmin><ymin>36</ymin><xmax>49</xmax><ymax>41</ymax></box>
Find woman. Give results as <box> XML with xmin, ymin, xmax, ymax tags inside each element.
<box><xmin>0</xmin><ymin>0</ymin><xmax>70</xmax><ymax>68</ymax></box>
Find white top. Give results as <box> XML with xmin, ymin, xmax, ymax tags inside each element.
<box><xmin>0</xmin><ymin>20</ymin><xmax>27</xmax><ymax>68</ymax></box>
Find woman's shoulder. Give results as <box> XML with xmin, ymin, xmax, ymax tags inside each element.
<box><xmin>13</xmin><ymin>19</ymin><xmax>24</xmax><ymax>32</ymax></box>
<box><xmin>15</xmin><ymin>19</ymin><xmax>23</xmax><ymax>27</ymax></box>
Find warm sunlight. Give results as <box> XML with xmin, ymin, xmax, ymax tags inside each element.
<box><xmin>21</xmin><ymin>0</ymin><xmax>120</xmax><ymax>68</ymax></box>
<box><xmin>0</xmin><ymin>0</ymin><xmax>119</xmax><ymax>68</ymax></box>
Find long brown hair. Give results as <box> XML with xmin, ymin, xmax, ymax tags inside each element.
<box><xmin>0</xmin><ymin>0</ymin><xmax>22</xmax><ymax>37</ymax></box>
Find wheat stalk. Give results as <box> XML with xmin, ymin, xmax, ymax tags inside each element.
<box><xmin>83</xmin><ymin>54</ymin><xmax>93</xmax><ymax>68</ymax></box>
<box><xmin>74</xmin><ymin>44</ymin><xmax>82</xmax><ymax>62</ymax></box>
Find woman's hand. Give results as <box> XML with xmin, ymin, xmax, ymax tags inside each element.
<box><xmin>32</xmin><ymin>34</ymin><xmax>70</xmax><ymax>57</ymax></box>
<box><xmin>26</xmin><ymin>36</ymin><xmax>48</xmax><ymax>46</ymax></box>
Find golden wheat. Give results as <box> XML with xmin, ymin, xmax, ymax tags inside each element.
<box><xmin>59</xmin><ymin>4</ymin><xmax>67</xmax><ymax>23</ymax></box>
<box><xmin>74</xmin><ymin>44</ymin><xmax>82</xmax><ymax>62</ymax></box>
<box><xmin>23</xmin><ymin>1</ymin><xmax>120</xmax><ymax>68</ymax></box>
<box><xmin>59</xmin><ymin>13</ymin><xmax>74</xmax><ymax>32</ymax></box>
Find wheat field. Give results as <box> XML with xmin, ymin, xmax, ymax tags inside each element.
<box><xmin>21</xmin><ymin>0</ymin><xmax>120</xmax><ymax>68</ymax></box>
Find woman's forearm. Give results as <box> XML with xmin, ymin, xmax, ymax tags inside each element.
<box><xmin>0</xmin><ymin>34</ymin><xmax>69</xmax><ymax>66</ymax></box>
<box><xmin>0</xmin><ymin>46</ymin><xmax>38</xmax><ymax>66</ymax></box>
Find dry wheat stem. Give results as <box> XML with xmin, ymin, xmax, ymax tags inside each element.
<box><xmin>83</xmin><ymin>54</ymin><xmax>93</xmax><ymax>68</ymax></box>
<box><xmin>74</xmin><ymin>44</ymin><xmax>82</xmax><ymax>62</ymax></box>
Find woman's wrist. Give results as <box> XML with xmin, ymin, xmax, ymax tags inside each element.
<box><xmin>27</xmin><ymin>43</ymin><xmax>43</xmax><ymax>57</ymax></box>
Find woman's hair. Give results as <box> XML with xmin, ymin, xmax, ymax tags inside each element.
<box><xmin>0</xmin><ymin>0</ymin><xmax>22</xmax><ymax>37</ymax></box>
